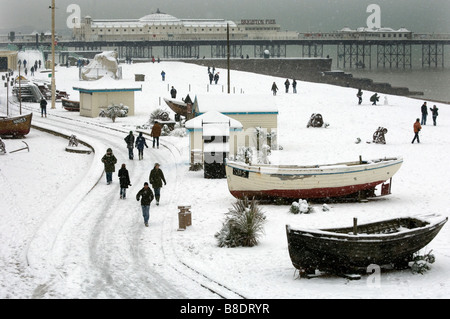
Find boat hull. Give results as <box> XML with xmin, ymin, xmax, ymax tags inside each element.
<box><xmin>286</xmin><ymin>216</ymin><xmax>447</xmax><ymax>274</ymax></box>
<box><xmin>61</xmin><ymin>98</ymin><xmax>80</xmax><ymax>111</ymax></box>
<box><xmin>225</xmin><ymin>157</ymin><xmax>403</xmax><ymax>200</ymax></box>
<box><xmin>163</xmin><ymin>98</ymin><xmax>189</xmax><ymax>117</ymax></box>
<box><xmin>0</xmin><ymin>113</ymin><xmax>33</xmax><ymax>137</ymax></box>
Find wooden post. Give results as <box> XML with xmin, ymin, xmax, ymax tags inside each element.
<box><xmin>353</xmin><ymin>218</ymin><xmax>358</xmax><ymax>235</ymax></box>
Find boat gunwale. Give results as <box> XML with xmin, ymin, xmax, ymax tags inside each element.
<box><xmin>286</xmin><ymin>216</ymin><xmax>448</xmax><ymax>242</ymax></box>
<box><xmin>226</xmin><ymin>157</ymin><xmax>403</xmax><ymax>176</ymax></box>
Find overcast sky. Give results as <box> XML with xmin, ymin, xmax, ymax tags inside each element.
<box><xmin>1</xmin><ymin>0</ymin><xmax>449</xmax><ymax>34</ymax></box>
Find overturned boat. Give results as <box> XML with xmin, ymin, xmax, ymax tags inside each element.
<box><xmin>286</xmin><ymin>215</ymin><xmax>447</xmax><ymax>275</ymax></box>
<box><xmin>0</xmin><ymin>113</ymin><xmax>33</xmax><ymax>137</ymax></box>
<box><xmin>225</xmin><ymin>157</ymin><xmax>403</xmax><ymax>201</ymax></box>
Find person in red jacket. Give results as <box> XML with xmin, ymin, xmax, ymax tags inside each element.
<box><xmin>411</xmin><ymin>118</ymin><xmax>422</xmax><ymax>144</ymax></box>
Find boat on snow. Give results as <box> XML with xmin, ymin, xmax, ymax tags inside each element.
<box><xmin>61</xmin><ymin>98</ymin><xmax>80</xmax><ymax>111</ymax></box>
<box><xmin>225</xmin><ymin>157</ymin><xmax>403</xmax><ymax>201</ymax></box>
<box><xmin>0</xmin><ymin>113</ymin><xmax>33</xmax><ymax>137</ymax></box>
<box><xmin>286</xmin><ymin>215</ymin><xmax>447</xmax><ymax>275</ymax></box>
<box><xmin>163</xmin><ymin>96</ymin><xmax>194</xmax><ymax>119</ymax></box>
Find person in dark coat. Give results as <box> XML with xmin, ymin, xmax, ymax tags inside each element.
<box><xmin>124</xmin><ymin>131</ymin><xmax>135</xmax><ymax>159</ymax></box>
<box><xmin>150</xmin><ymin>121</ymin><xmax>162</xmax><ymax>149</ymax></box>
<box><xmin>149</xmin><ymin>163</ymin><xmax>166</xmax><ymax>206</ymax></box>
<box><xmin>208</xmin><ymin>72</ymin><xmax>213</xmax><ymax>84</ymax></box>
<box><xmin>170</xmin><ymin>86</ymin><xmax>177</xmax><ymax>99</ymax></box>
<box><xmin>421</xmin><ymin>102</ymin><xmax>428</xmax><ymax>125</ymax></box>
<box><xmin>40</xmin><ymin>99</ymin><xmax>47</xmax><ymax>117</ymax></box>
<box><xmin>412</xmin><ymin>118</ymin><xmax>422</xmax><ymax>144</ymax></box>
<box><xmin>118</xmin><ymin>163</ymin><xmax>131</xmax><ymax>199</ymax></box>
<box><xmin>357</xmin><ymin>89</ymin><xmax>363</xmax><ymax>105</ymax></box>
<box><xmin>101</xmin><ymin>148</ymin><xmax>117</xmax><ymax>184</ymax></box>
<box><xmin>136</xmin><ymin>182</ymin><xmax>154</xmax><ymax>227</ymax></box>
<box><xmin>135</xmin><ymin>132</ymin><xmax>148</xmax><ymax>160</ymax></box>
<box><xmin>214</xmin><ymin>72</ymin><xmax>219</xmax><ymax>84</ymax></box>
<box><xmin>271</xmin><ymin>82</ymin><xmax>278</xmax><ymax>96</ymax></box>
<box><xmin>370</xmin><ymin>93</ymin><xmax>379</xmax><ymax>105</ymax></box>
<box><xmin>284</xmin><ymin>79</ymin><xmax>290</xmax><ymax>93</ymax></box>
<box><xmin>292</xmin><ymin>79</ymin><xmax>297</xmax><ymax>93</ymax></box>
<box><xmin>429</xmin><ymin>105</ymin><xmax>439</xmax><ymax>126</ymax></box>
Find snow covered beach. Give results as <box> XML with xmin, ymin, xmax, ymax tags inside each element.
<box><xmin>1</xmin><ymin>51</ymin><xmax>449</xmax><ymax>299</ymax></box>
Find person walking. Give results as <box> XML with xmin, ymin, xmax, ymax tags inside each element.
<box><xmin>170</xmin><ymin>86</ymin><xmax>177</xmax><ymax>99</ymax></box>
<box><xmin>271</xmin><ymin>82</ymin><xmax>278</xmax><ymax>96</ymax></box>
<box><xmin>214</xmin><ymin>72</ymin><xmax>219</xmax><ymax>84</ymax></box>
<box><xmin>149</xmin><ymin>163</ymin><xmax>166</xmax><ymax>206</ymax></box>
<box><xmin>135</xmin><ymin>132</ymin><xmax>148</xmax><ymax>160</ymax></box>
<box><xmin>357</xmin><ymin>89</ymin><xmax>363</xmax><ymax>105</ymax></box>
<box><xmin>136</xmin><ymin>182</ymin><xmax>154</xmax><ymax>227</ymax></box>
<box><xmin>208</xmin><ymin>72</ymin><xmax>213</xmax><ymax>85</ymax></box>
<box><xmin>101</xmin><ymin>148</ymin><xmax>117</xmax><ymax>184</ymax></box>
<box><xmin>40</xmin><ymin>98</ymin><xmax>47</xmax><ymax>117</ymax></box>
<box><xmin>421</xmin><ymin>102</ymin><xmax>428</xmax><ymax>125</ymax></box>
<box><xmin>150</xmin><ymin>121</ymin><xmax>162</xmax><ymax>149</ymax></box>
<box><xmin>292</xmin><ymin>79</ymin><xmax>297</xmax><ymax>94</ymax></box>
<box><xmin>118</xmin><ymin>163</ymin><xmax>131</xmax><ymax>199</ymax></box>
<box><xmin>284</xmin><ymin>79</ymin><xmax>290</xmax><ymax>93</ymax></box>
<box><xmin>411</xmin><ymin>118</ymin><xmax>422</xmax><ymax>144</ymax></box>
<box><xmin>161</xmin><ymin>70</ymin><xmax>166</xmax><ymax>81</ymax></box>
<box><xmin>429</xmin><ymin>105</ymin><xmax>439</xmax><ymax>126</ymax></box>
<box><xmin>124</xmin><ymin>131</ymin><xmax>135</xmax><ymax>160</ymax></box>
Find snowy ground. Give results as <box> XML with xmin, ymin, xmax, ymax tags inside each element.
<box><xmin>1</xmin><ymin>50</ymin><xmax>449</xmax><ymax>299</ymax></box>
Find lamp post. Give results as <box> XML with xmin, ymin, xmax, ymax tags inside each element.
<box><xmin>50</xmin><ymin>0</ymin><xmax>56</xmax><ymax>109</ymax></box>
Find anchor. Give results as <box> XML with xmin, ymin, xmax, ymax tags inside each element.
<box><xmin>9</xmin><ymin>141</ymin><xmax>30</xmax><ymax>153</ymax></box>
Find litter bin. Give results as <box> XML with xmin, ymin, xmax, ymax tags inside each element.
<box><xmin>135</xmin><ymin>74</ymin><xmax>145</xmax><ymax>81</ymax></box>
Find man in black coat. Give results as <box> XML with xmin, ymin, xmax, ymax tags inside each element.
<box><xmin>124</xmin><ymin>131</ymin><xmax>135</xmax><ymax>160</ymax></box>
<box><xmin>118</xmin><ymin>163</ymin><xmax>131</xmax><ymax>199</ymax></box>
<box><xmin>149</xmin><ymin>163</ymin><xmax>166</xmax><ymax>206</ymax></box>
<box><xmin>170</xmin><ymin>86</ymin><xmax>177</xmax><ymax>99</ymax></box>
<box><xmin>40</xmin><ymin>99</ymin><xmax>47</xmax><ymax>117</ymax></box>
<box><xmin>421</xmin><ymin>102</ymin><xmax>428</xmax><ymax>125</ymax></box>
<box><xmin>136</xmin><ymin>182</ymin><xmax>154</xmax><ymax>227</ymax></box>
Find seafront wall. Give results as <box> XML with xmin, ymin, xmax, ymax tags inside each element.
<box><xmin>179</xmin><ymin>58</ymin><xmax>423</xmax><ymax>97</ymax></box>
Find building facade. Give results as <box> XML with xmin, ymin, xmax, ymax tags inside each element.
<box><xmin>72</xmin><ymin>9</ymin><xmax>299</xmax><ymax>42</ymax></box>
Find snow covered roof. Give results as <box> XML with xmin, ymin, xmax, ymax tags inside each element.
<box><xmin>185</xmin><ymin>111</ymin><xmax>243</xmax><ymax>130</ymax></box>
<box><xmin>73</xmin><ymin>77</ymin><xmax>142</xmax><ymax>92</ymax></box>
<box><xmin>194</xmin><ymin>94</ymin><xmax>278</xmax><ymax>115</ymax></box>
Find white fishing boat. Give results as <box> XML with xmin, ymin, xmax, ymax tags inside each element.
<box><xmin>225</xmin><ymin>157</ymin><xmax>403</xmax><ymax>200</ymax></box>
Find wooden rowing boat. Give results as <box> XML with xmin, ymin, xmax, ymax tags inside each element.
<box><xmin>163</xmin><ymin>97</ymin><xmax>193</xmax><ymax>119</ymax></box>
<box><xmin>286</xmin><ymin>215</ymin><xmax>447</xmax><ymax>274</ymax></box>
<box><xmin>225</xmin><ymin>157</ymin><xmax>403</xmax><ymax>200</ymax></box>
<box><xmin>0</xmin><ymin>113</ymin><xmax>33</xmax><ymax>137</ymax></box>
<box><xmin>61</xmin><ymin>98</ymin><xmax>80</xmax><ymax>111</ymax></box>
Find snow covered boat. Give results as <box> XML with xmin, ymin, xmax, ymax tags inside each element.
<box><xmin>225</xmin><ymin>157</ymin><xmax>403</xmax><ymax>200</ymax></box>
<box><xmin>286</xmin><ymin>215</ymin><xmax>447</xmax><ymax>275</ymax></box>
<box><xmin>0</xmin><ymin>113</ymin><xmax>33</xmax><ymax>137</ymax></box>
<box><xmin>61</xmin><ymin>98</ymin><xmax>80</xmax><ymax>111</ymax></box>
<box><xmin>163</xmin><ymin>97</ymin><xmax>193</xmax><ymax>119</ymax></box>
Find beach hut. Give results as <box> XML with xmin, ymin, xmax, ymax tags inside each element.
<box><xmin>73</xmin><ymin>80</ymin><xmax>141</xmax><ymax>118</ymax></box>
<box><xmin>185</xmin><ymin>111</ymin><xmax>243</xmax><ymax>171</ymax></box>
<box><xmin>192</xmin><ymin>94</ymin><xmax>278</xmax><ymax>149</ymax></box>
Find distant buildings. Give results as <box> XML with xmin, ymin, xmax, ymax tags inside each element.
<box><xmin>71</xmin><ymin>9</ymin><xmax>299</xmax><ymax>42</ymax></box>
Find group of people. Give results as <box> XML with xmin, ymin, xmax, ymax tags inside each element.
<box><xmin>412</xmin><ymin>102</ymin><xmax>439</xmax><ymax>144</ymax></box>
<box><xmin>271</xmin><ymin>79</ymin><xmax>297</xmax><ymax>95</ymax></box>
<box><xmin>207</xmin><ymin>66</ymin><xmax>220</xmax><ymax>85</ymax></box>
<box><xmin>356</xmin><ymin>89</ymin><xmax>382</xmax><ymax>105</ymax></box>
<box><xmin>101</xmin><ymin>125</ymin><xmax>166</xmax><ymax>227</ymax></box>
<box><xmin>124</xmin><ymin>123</ymin><xmax>162</xmax><ymax>161</ymax></box>
<box><xmin>18</xmin><ymin>59</ymin><xmax>42</xmax><ymax>77</ymax></box>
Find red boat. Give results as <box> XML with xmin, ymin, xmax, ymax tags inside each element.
<box><xmin>0</xmin><ymin>113</ymin><xmax>33</xmax><ymax>137</ymax></box>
